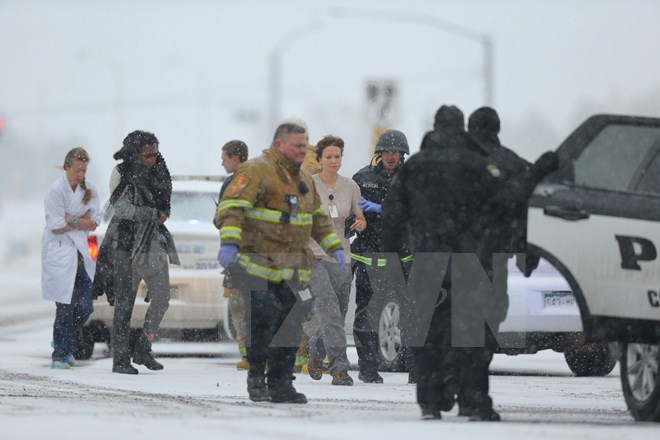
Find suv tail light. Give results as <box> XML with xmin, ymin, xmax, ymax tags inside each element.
<box><xmin>88</xmin><ymin>235</ymin><xmax>99</xmax><ymax>261</ymax></box>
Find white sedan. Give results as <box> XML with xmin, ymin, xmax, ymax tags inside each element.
<box><xmin>74</xmin><ymin>176</ymin><xmax>228</xmax><ymax>358</ymax></box>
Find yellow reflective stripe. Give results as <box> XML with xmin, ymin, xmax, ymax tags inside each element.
<box><xmin>312</xmin><ymin>207</ymin><xmax>327</xmax><ymax>216</ymax></box>
<box><xmin>319</xmin><ymin>233</ymin><xmax>341</xmax><ymax>251</ymax></box>
<box><xmin>218</xmin><ymin>199</ymin><xmax>253</xmax><ymax>212</ymax></box>
<box><xmin>351</xmin><ymin>253</ymin><xmax>372</xmax><ymax>265</ymax></box>
<box><xmin>237</xmin><ymin>254</ymin><xmax>295</xmax><ymax>283</ymax></box>
<box><xmin>289</xmin><ymin>214</ymin><xmax>313</xmax><ymax>226</ymax></box>
<box><xmin>245</xmin><ymin>207</ymin><xmax>313</xmax><ymax>225</ymax></box>
<box><xmin>350</xmin><ymin>253</ymin><xmax>389</xmax><ymax>267</ymax></box>
<box><xmin>219</xmin><ymin>226</ymin><xmax>242</xmax><ymax>241</ymax></box>
<box><xmin>245</xmin><ymin>207</ymin><xmax>281</xmax><ymax>223</ymax></box>
<box><xmin>400</xmin><ymin>255</ymin><xmax>414</xmax><ymax>263</ymax></box>
<box><xmin>298</xmin><ymin>269</ymin><xmax>311</xmax><ymax>283</ymax></box>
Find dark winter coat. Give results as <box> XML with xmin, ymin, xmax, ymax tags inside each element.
<box><xmin>213</xmin><ymin>174</ymin><xmax>234</xmax><ymax>229</ymax></box>
<box><xmin>92</xmin><ymin>159</ymin><xmax>179</xmax><ymax>305</ymax></box>
<box><xmin>468</xmin><ymin>109</ymin><xmax>532</xmax><ymax>255</ymax></box>
<box><xmin>351</xmin><ymin>162</ymin><xmax>408</xmax><ymax>256</ymax></box>
<box><xmin>468</xmin><ymin>106</ymin><xmax>558</xmax><ymax>262</ymax></box>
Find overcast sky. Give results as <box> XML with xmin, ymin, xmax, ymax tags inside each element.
<box><xmin>2</xmin><ymin>0</ymin><xmax>660</xmax><ymax>198</ymax></box>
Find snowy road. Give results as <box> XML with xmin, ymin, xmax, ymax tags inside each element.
<box><xmin>2</xmin><ymin>267</ymin><xmax>658</xmax><ymax>440</ymax></box>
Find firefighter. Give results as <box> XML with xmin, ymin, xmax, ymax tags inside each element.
<box><xmin>215</xmin><ymin>121</ymin><xmax>344</xmax><ymax>404</ymax></box>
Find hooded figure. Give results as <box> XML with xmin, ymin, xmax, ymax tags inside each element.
<box><xmin>420</xmin><ymin>105</ymin><xmax>466</xmax><ymax>151</ymax></box>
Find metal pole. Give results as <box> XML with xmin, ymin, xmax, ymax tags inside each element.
<box><xmin>267</xmin><ymin>22</ymin><xmax>323</xmax><ymax>132</ymax></box>
<box><xmin>483</xmin><ymin>36</ymin><xmax>494</xmax><ymax>106</ymax></box>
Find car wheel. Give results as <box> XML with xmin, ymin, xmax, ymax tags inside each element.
<box><xmin>222</xmin><ymin>301</ymin><xmax>237</xmax><ymax>342</ymax></box>
<box><xmin>564</xmin><ymin>342</ymin><xmax>618</xmax><ymax>376</ymax></box>
<box><xmin>620</xmin><ymin>343</ymin><xmax>660</xmax><ymax>422</ymax></box>
<box><xmin>377</xmin><ymin>300</ymin><xmax>405</xmax><ymax>372</ymax></box>
<box><xmin>72</xmin><ymin>326</ymin><xmax>95</xmax><ymax>360</ymax></box>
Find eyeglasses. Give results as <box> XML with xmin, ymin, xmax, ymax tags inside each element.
<box><xmin>141</xmin><ymin>152</ymin><xmax>159</xmax><ymax>159</ymax></box>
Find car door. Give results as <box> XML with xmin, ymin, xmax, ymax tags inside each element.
<box><xmin>527</xmin><ymin>114</ymin><xmax>660</xmax><ymax>343</ymax></box>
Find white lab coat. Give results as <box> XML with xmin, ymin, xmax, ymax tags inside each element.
<box><xmin>41</xmin><ymin>175</ymin><xmax>101</xmax><ymax>304</ymax></box>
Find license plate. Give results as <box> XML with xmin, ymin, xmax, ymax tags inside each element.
<box><xmin>543</xmin><ymin>291</ymin><xmax>576</xmax><ymax>307</ymax></box>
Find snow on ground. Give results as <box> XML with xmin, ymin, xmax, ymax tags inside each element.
<box><xmin>2</xmin><ymin>266</ymin><xmax>658</xmax><ymax>440</ymax></box>
<box><xmin>0</xmin><ymin>198</ymin><xmax>657</xmax><ymax>439</ymax></box>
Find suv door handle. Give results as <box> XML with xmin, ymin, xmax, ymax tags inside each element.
<box><xmin>543</xmin><ymin>205</ymin><xmax>590</xmax><ymax>221</ymax></box>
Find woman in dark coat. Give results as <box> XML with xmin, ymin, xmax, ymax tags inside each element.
<box><xmin>93</xmin><ymin>130</ymin><xmax>179</xmax><ymax>374</ymax></box>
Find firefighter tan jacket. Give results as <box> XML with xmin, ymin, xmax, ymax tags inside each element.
<box><xmin>215</xmin><ymin>145</ymin><xmax>342</xmax><ymax>285</ymax></box>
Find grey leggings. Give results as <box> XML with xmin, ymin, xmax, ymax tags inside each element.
<box><xmin>111</xmin><ymin>250</ymin><xmax>170</xmax><ymax>365</ymax></box>
<box><xmin>308</xmin><ymin>259</ymin><xmax>352</xmax><ymax>375</ymax></box>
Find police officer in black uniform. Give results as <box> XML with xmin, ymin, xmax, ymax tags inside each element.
<box><xmin>351</xmin><ymin>129</ymin><xmax>412</xmax><ymax>383</ymax></box>
<box><xmin>455</xmin><ymin>106</ymin><xmax>559</xmax><ymax>418</ymax></box>
<box><xmin>382</xmin><ymin>105</ymin><xmax>558</xmax><ymax>421</ymax></box>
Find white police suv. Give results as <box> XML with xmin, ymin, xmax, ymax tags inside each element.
<box><xmin>526</xmin><ymin>114</ymin><xmax>660</xmax><ymax>421</ymax></box>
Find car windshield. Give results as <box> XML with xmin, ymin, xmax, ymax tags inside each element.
<box><xmin>170</xmin><ymin>191</ymin><xmax>217</xmax><ymax>223</ymax></box>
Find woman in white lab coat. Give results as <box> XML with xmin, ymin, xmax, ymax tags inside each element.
<box><xmin>41</xmin><ymin>147</ymin><xmax>101</xmax><ymax>369</ymax></box>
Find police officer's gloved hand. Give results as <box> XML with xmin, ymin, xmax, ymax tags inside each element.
<box><xmin>332</xmin><ymin>250</ymin><xmax>346</xmax><ymax>272</ymax></box>
<box><xmin>533</xmin><ymin>151</ymin><xmax>559</xmax><ymax>179</ymax></box>
<box><xmin>359</xmin><ymin>197</ymin><xmax>381</xmax><ymax>213</ymax></box>
<box><xmin>218</xmin><ymin>244</ymin><xmax>238</xmax><ymax>268</ymax></box>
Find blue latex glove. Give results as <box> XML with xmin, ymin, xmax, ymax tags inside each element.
<box><xmin>217</xmin><ymin>244</ymin><xmax>238</xmax><ymax>268</ymax></box>
<box><xmin>333</xmin><ymin>250</ymin><xmax>346</xmax><ymax>272</ymax></box>
<box><xmin>359</xmin><ymin>197</ymin><xmax>381</xmax><ymax>213</ymax></box>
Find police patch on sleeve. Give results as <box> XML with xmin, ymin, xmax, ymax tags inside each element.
<box><xmin>486</xmin><ymin>163</ymin><xmax>501</xmax><ymax>178</ymax></box>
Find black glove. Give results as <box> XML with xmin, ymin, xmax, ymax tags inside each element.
<box><xmin>533</xmin><ymin>151</ymin><xmax>559</xmax><ymax>180</ymax></box>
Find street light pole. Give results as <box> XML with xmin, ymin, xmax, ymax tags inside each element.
<box><xmin>329</xmin><ymin>7</ymin><xmax>494</xmax><ymax>106</ymax></box>
<box><xmin>268</xmin><ymin>21</ymin><xmax>323</xmax><ymax>131</ymax></box>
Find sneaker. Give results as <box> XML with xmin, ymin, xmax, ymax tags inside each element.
<box><xmin>51</xmin><ymin>341</ymin><xmax>75</xmax><ymax>367</ymax></box>
<box><xmin>51</xmin><ymin>360</ymin><xmax>72</xmax><ymax>370</ymax></box>
<box><xmin>64</xmin><ymin>353</ymin><xmax>76</xmax><ymax>367</ymax></box>
<box><xmin>236</xmin><ymin>357</ymin><xmax>250</xmax><ymax>370</ymax></box>
<box><xmin>307</xmin><ymin>355</ymin><xmax>324</xmax><ymax>381</ymax></box>
<box><xmin>358</xmin><ymin>371</ymin><xmax>384</xmax><ymax>384</ymax></box>
<box><xmin>331</xmin><ymin>371</ymin><xmax>354</xmax><ymax>386</ymax></box>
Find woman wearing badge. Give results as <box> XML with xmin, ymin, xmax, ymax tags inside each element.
<box><xmin>306</xmin><ymin>135</ymin><xmax>366</xmax><ymax>385</ymax></box>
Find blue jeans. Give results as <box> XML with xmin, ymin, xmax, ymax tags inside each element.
<box><xmin>52</xmin><ymin>252</ymin><xmax>93</xmax><ymax>361</ymax></box>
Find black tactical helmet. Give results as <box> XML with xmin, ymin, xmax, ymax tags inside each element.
<box><xmin>374</xmin><ymin>129</ymin><xmax>410</xmax><ymax>155</ymax></box>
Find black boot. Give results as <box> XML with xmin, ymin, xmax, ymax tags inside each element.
<box><xmin>268</xmin><ymin>379</ymin><xmax>308</xmax><ymax>404</ymax></box>
<box><xmin>112</xmin><ymin>361</ymin><xmax>138</xmax><ymax>375</ymax></box>
<box><xmin>438</xmin><ymin>375</ymin><xmax>460</xmax><ymax>411</ymax></box>
<box><xmin>469</xmin><ymin>407</ymin><xmax>501</xmax><ymax>422</ymax></box>
<box><xmin>133</xmin><ymin>332</ymin><xmax>164</xmax><ymax>371</ymax></box>
<box><xmin>247</xmin><ymin>374</ymin><xmax>271</xmax><ymax>402</ymax></box>
<box><xmin>358</xmin><ymin>370</ymin><xmax>384</xmax><ymax>384</ymax></box>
